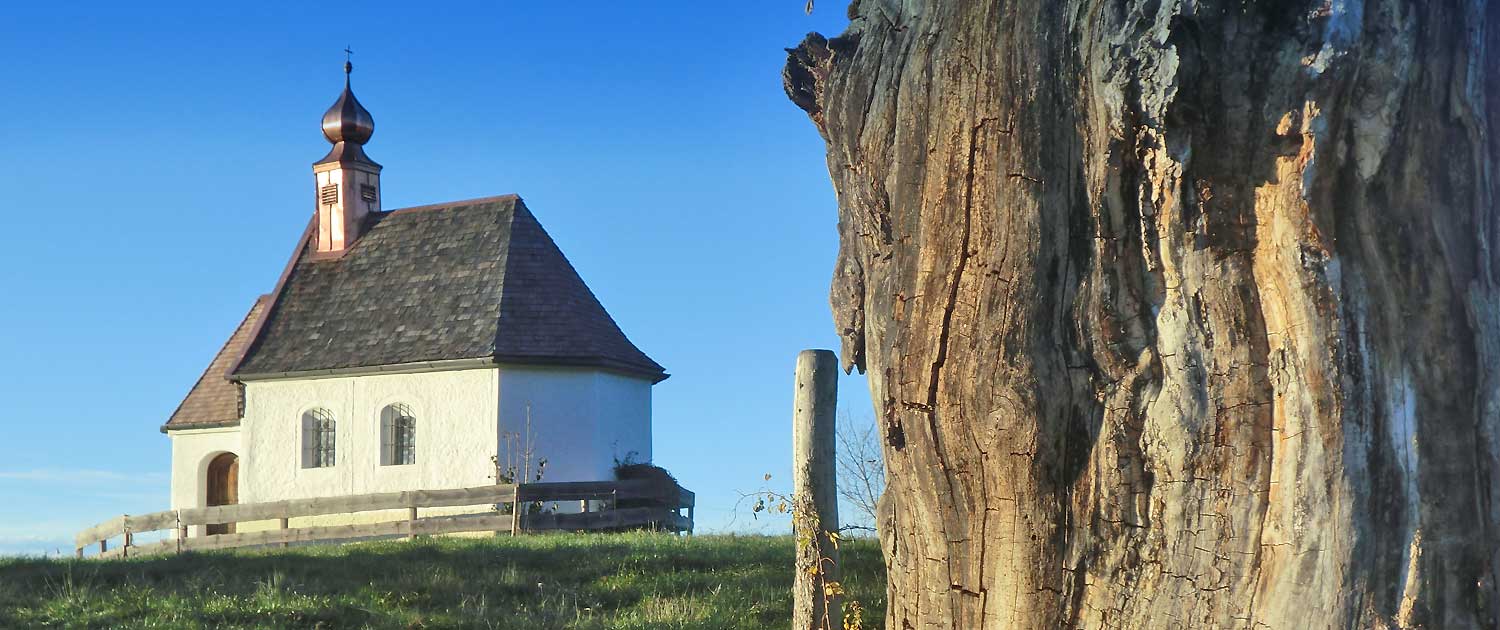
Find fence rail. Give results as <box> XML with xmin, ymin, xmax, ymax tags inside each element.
<box><xmin>75</xmin><ymin>480</ymin><xmax>694</xmax><ymax>559</ymax></box>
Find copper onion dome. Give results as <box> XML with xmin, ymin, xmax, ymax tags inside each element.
<box><xmin>321</xmin><ymin>61</ymin><xmax>374</xmax><ymax>145</ymax></box>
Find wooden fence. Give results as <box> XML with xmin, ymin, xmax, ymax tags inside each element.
<box><xmin>75</xmin><ymin>480</ymin><xmax>694</xmax><ymax>560</ymax></box>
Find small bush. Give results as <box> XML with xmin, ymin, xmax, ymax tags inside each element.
<box><xmin>613</xmin><ymin>462</ymin><xmax>678</xmax><ymax>486</ymax></box>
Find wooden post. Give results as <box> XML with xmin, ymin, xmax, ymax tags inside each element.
<box><xmin>494</xmin><ymin>459</ymin><xmax>505</xmax><ymax>538</ymax></box>
<box><xmin>178</xmin><ymin>514</ymin><xmax>188</xmax><ymax>554</ymax></box>
<box><xmin>511</xmin><ymin>486</ymin><xmax>523</xmax><ymax>536</ymax></box>
<box><xmin>120</xmin><ymin>515</ymin><xmax>132</xmax><ymax>559</ymax></box>
<box><xmin>792</xmin><ymin>349</ymin><xmax>841</xmax><ymax>630</ymax></box>
<box><xmin>407</xmin><ymin>508</ymin><xmax>418</xmax><ymax>540</ymax></box>
<box><xmin>99</xmin><ymin>540</ymin><xmax>107</xmax><ymax>555</ymax></box>
<box><xmin>280</xmin><ymin>517</ymin><xmax>291</xmax><ymax>548</ymax></box>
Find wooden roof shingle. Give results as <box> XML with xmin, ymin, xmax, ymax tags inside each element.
<box><xmin>231</xmin><ymin>195</ymin><xmax>665</xmax><ymax>382</ymax></box>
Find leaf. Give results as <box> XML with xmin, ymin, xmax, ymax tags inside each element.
<box><xmin>764</xmin><ymin>473</ymin><xmax>773</xmax><ymax>482</ymax></box>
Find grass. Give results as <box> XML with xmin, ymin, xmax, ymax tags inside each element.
<box><xmin>0</xmin><ymin>533</ymin><xmax>884</xmax><ymax>629</ymax></box>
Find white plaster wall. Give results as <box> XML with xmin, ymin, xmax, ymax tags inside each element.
<box><xmin>168</xmin><ymin>426</ymin><xmax>244</xmax><ymax>512</ymax></box>
<box><xmin>240</xmin><ymin>367</ymin><xmax>500</xmax><ymax>505</ymax></box>
<box><xmin>167</xmin><ymin>365</ymin><xmax>652</xmax><ymax>534</ymax></box>
<box><xmin>497</xmin><ymin>366</ymin><xmax>654</xmax><ymax>483</ymax></box>
<box><xmin>497</xmin><ymin>367</ymin><xmax>600</xmax><ymax>483</ymax></box>
<box><xmin>595</xmin><ymin>372</ymin><xmax>653</xmax><ymax>467</ymax></box>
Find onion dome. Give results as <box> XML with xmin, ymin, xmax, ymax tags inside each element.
<box><xmin>321</xmin><ymin>61</ymin><xmax>374</xmax><ymax>145</ymax></box>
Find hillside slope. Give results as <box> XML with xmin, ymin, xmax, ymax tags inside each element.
<box><xmin>0</xmin><ymin>533</ymin><xmax>884</xmax><ymax>629</ymax></box>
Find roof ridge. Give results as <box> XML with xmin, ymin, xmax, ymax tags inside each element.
<box><xmin>386</xmin><ymin>194</ymin><xmax>521</xmax><ymax>215</ymax></box>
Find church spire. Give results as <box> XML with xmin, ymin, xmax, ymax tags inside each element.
<box><xmin>312</xmin><ymin>55</ymin><xmax>382</xmax><ymax>254</ymax></box>
<box><xmin>320</xmin><ymin>60</ymin><xmax>375</xmax><ymax>147</ymax></box>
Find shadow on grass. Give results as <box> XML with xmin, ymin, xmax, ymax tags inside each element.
<box><xmin>0</xmin><ymin>533</ymin><xmax>885</xmax><ymax>629</ymax></box>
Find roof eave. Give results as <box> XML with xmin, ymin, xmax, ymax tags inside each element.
<box><xmin>161</xmin><ymin>419</ymin><xmax>242</xmax><ymax>434</ymax></box>
<box><xmin>234</xmin><ymin>356</ymin><xmax>502</xmax><ymax>383</ymax></box>
<box><xmin>234</xmin><ymin>355</ymin><xmax>668</xmax><ymax>384</ymax></box>
<box><xmin>489</xmin><ymin>354</ymin><xmax>669</xmax><ymax>384</ymax></box>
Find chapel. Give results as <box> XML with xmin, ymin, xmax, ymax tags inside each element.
<box><xmin>160</xmin><ymin>62</ymin><xmax>666</xmax><ymax>531</ymax></box>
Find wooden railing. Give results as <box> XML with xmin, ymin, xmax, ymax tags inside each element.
<box><xmin>75</xmin><ymin>480</ymin><xmax>695</xmax><ymax>559</ymax></box>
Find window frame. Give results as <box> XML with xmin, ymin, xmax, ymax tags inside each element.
<box><xmin>380</xmin><ymin>403</ymin><xmax>417</xmax><ymax>467</ymax></box>
<box><xmin>301</xmin><ymin>408</ymin><xmax>337</xmax><ymax>469</ymax></box>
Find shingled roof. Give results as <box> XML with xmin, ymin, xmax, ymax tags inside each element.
<box><xmin>230</xmin><ymin>195</ymin><xmax>665</xmax><ymax>382</ymax></box>
<box><xmin>162</xmin><ymin>296</ymin><xmax>269</xmax><ymax>431</ymax></box>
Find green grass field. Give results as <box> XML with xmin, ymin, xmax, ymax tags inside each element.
<box><xmin>0</xmin><ymin>533</ymin><xmax>884</xmax><ymax>629</ymax></box>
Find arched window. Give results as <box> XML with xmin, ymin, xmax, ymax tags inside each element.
<box><xmin>302</xmin><ymin>408</ymin><xmax>336</xmax><ymax>468</ymax></box>
<box><xmin>381</xmin><ymin>403</ymin><xmax>416</xmax><ymax>466</ymax></box>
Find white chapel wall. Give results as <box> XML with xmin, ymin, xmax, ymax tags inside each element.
<box><xmin>168</xmin><ymin>365</ymin><xmax>653</xmax><ymax>534</ymax></box>
<box><xmin>168</xmin><ymin>426</ymin><xmax>243</xmax><ymax>512</ymax></box>
<box><xmin>239</xmin><ymin>367</ymin><xmax>500</xmax><ymax>506</ymax></box>
<box><xmin>496</xmin><ymin>366</ymin><xmax>654</xmax><ymax>484</ymax></box>
<box><xmin>594</xmin><ymin>371</ymin><xmax>653</xmax><ymax>468</ymax></box>
<box><xmin>497</xmin><ymin>366</ymin><xmax>602</xmax><ymax>483</ymax></box>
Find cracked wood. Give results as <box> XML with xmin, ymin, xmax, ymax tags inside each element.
<box><xmin>785</xmin><ymin>1</ymin><xmax>1500</xmax><ymax>628</ymax></box>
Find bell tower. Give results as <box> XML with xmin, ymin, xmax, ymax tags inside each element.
<box><xmin>312</xmin><ymin>60</ymin><xmax>381</xmax><ymax>253</ymax></box>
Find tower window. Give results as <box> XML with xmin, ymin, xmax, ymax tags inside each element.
<box><xmin>381</xmin><ymin>403</ymin><xmax>416</xmax><ymax>466</ymax></box>
<box><xmin>320</xmin><ymin>184</ymin><xmax>339</xmax><ymax>205</ymax></box>
<box><xmin>302</xmin><ymin>408</ymin><xmax>336</xmax><ymax>468</ymax></box>
<box><xmin>360</xmin><ymin>184</ymin><xmax>378</xmax><ymax>203</ymax></box>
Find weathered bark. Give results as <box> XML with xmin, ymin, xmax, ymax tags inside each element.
<box><xmin>786</xmin><ymin>1</ymin><xmax>1500</xmax><ymax>628</ymax></box>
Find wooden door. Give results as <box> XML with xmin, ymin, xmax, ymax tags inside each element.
<box><xmin>206</xmin><ymin>453</ymin><xmax>239</xmax><ymax>535</ymax></box>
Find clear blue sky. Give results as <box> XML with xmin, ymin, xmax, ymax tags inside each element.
<box><xmin>0</xmin><ymin>1</ymin><xmax>873</xmax><ymax>555</ymax></box>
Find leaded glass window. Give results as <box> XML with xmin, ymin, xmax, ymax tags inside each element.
<box><xmin>302</xmin><ymin>408</ymin><xmax>336</xmax><ymax>468</ymax></box>
<box><xmin>381</xmin><ymin>403</ymin><xmax>416</xmax><ymax>466</ymax></box>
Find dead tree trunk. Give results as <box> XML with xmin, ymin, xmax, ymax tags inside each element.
<box><xmin>785</xmin><ymin>1</ymin><xmax>1500</xmax><ymax>628</ymax></box>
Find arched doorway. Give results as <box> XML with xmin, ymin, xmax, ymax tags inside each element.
<box><xmin>206</xmin><ymin>452</ymin><xmax>239</xmax><ymax>535</ymax></box>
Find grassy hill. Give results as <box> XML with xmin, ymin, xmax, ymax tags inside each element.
<box><xmin>0</xmin><ymin>533</ymin><xmax>885</xmax><ymax>629</ymax></box>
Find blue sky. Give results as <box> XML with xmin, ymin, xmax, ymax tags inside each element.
<box><xmin>0</xmin><ymin>2</ymin><xmax>871</xmax><ymax>554</ymax></box>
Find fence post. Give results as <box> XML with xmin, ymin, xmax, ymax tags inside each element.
<box><xmin>122</xmin><ymin>517</ymin><xmax>132</xmax><ymax>559</ymax></box>
<box><xmin>407</xmin><ymin>508</ymin><xmax>418</xmax><ymax>540</ymax></box>
<box><xmin>280</xmin><ymin>517</ymin><xmax>291</xmax><ymax>548</ymax></box>
<box><xmin>511</xmin><ymin>485</ymin><xmax>523</xmax><ymax>536</ymax></box>
<box><xmin>792</xmin><ymin>349</ymin><xmax>841</xmax><ymax>630</ymax></box>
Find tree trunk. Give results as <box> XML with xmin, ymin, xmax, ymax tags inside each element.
<box><xmin>785</xmin><ymin>1</ymin><xmax>1500</xmax><ymax>628</ymax></box>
